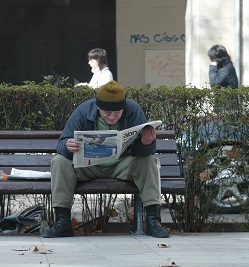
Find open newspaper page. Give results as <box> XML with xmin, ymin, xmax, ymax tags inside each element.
<box><xmin>120</xmin><ymin>120</ymin><xmax>162</xmax><ymax>153</ymax></box>
<box><xmin>73</xmin><ymin>120</ymin><xmax>162</xmax><ymax>168</ymax></box>
<box><xmin>73</xmin><ymin>130</ymin><xmax>121</xmax><ymax>167</ymax></box>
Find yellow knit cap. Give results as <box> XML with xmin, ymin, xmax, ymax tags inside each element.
<box><xmin>96</xmin><ymin>80</ymin><xmax>126</xmax><ymax>111</ymax></box>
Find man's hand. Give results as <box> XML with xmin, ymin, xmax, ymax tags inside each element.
<box><xmin>141</xmin><ymin>125</ymin><xmax>156</xmax><ymax>145</ymax></box>
<box><xmin>66</xmin><ymin>138</ymin><xmax>80</xmax><ymax>153</ymax></box>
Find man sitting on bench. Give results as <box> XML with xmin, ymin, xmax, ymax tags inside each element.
<box><xmin>41</xmin><ymin>80</ymin><xmax>169</xmax><ymax>238</ymax></box>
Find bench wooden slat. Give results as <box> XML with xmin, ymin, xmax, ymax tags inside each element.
<box><xmin>0</xmin><ymin>154</ymin><xmax>178</xmax><ymax>167</ymax></box>
<box><xmin>1</xmin><ymin>166</ymin><xmax>181</xmax><ymax>179</ymax></box>
<box><xmin>0</xmin><ymin>180</ymin><xmax>51</xmax><ymax>194</ymax></box>
<box><xmin>0</xmin><ymin>139</ymin><xmax>58</xmax><ymax>153</ymax></box>
<box><xmin>0</xmin><ymin>131</ymin><xmax>61</xmax><ymax>139</ymax></box>
<box><xmin>155</xmin><ymin>130</ymin><xmax>176</xmax><ymax>139</ymax></box>
<box><xmin>161</xmin><ymin>180</ymin><xmax>186</xmax><ymax>194</ymax></box>
<box><xmin>156</xmin><ymin>139</ymin><xmax>176</xmax><ymax>153</ymax></box>
<box><xmin>0</xmin><ymin>180</ymin><xmax>138</xmax><ymax>194</ymax></box>
<box><xmin>160</xmin><ymin>166</ymin><xmax>180</xmax><ymax>177</ymax></box>
<box><xmin>0</xmin><ymin>179</ymin><xmax>185</xmax><ymax>195</ymax></box>
<box><xmin>0</xmin><ymin>155</ymin><xmax>54</xmax><ymax>166</ymax></box>
<box><xmin>1</xmin><ymin>138</ymin><xmax>176</xmax><ymax>153</ymax></box>
<box><xmin>156</xmin><ymin>154</ymin><xmax>178</xmax><ymax>165</ymax></box>
<box><xmin>0</xmin><ymin>130</ymin><xmax>175</xmax><ymax>139</ymax></box>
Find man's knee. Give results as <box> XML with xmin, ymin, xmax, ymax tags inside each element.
<box><xmin>135</xmin><ymin>155</ymin><xmax>159</xmax><ymax>167</ymax></box>
<box><xmin>51</xmin><ymin>154</ymin><xmax>73</xmax><ymax>171</ymax></box>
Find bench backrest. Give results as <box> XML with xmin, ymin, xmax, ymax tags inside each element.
<box><xmin>0</xmin><ymin>130</ymin><xmax>180</xmax><ymax>179</ymax></box>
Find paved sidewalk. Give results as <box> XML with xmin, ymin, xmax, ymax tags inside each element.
<box><xmin>1</xmin><ymin>232</ymin><xmax>249</xmax><ymax>267</ymax></box>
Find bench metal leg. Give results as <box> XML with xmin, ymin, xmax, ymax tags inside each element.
<box><xmin>130</xmin><ymin>194</ymin><xmax>145</xmax><ymax>235</ymax></box>
<box><xmin>0</xmin><ymin>194</ymin><xmax>5</xmax><ymax>220</ymax></box>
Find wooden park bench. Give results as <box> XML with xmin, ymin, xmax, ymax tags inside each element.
<box><xmin>0</xmin><ymin>130</ymin><xmax>185</xmax><ymax>234</ymax></box>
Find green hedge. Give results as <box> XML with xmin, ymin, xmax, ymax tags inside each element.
<box><xmin>1</xmin><ymin>82</ymin><xmax>249</xmax><ymax>232</ymax></box>
<box><xmin>1</xmin><ymin>81</ymin><xmax>248</xmax><ymax>132</ymax></box>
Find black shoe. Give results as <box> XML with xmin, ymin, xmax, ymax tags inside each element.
<box><xmin>145</xmin><ymin>205</ymin><xmax>169</xmax><ymax>238</ymax></box>
<box><xmin>41</xmin><ymin>208</ymin><xmax>74</xmax><ymax>238</ymax></box>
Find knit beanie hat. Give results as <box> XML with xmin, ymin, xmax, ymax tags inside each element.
<box><xmin>96</xmin><ymin>80</ymin><xmax>126</xmax><ymax>111</ymax></box>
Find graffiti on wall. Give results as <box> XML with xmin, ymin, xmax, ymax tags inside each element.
<box><xmin>130</xmin><ymin>33</ymin><xmax>185</xmax><ymax>44</ymax></box>
<box><xmin>145</xmin><ymin>50</ymin><xmax>185</xmax><ymax>88</ymax></box>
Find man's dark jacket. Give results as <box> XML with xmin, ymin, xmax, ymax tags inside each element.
<box><xmin>57</xmin><ymin>98</ymin><xmax>156</xmax><ymax>160</ymax></box>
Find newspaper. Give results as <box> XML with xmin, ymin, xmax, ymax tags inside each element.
<box><xmin>7</xmin><ymin>168</ymin><xmax>51</xmax><ymax>180</ymax></box>
<box><xmin>73</xmin><ymin>120</ymin><xmax>162</xmax><ymax>168</ymax></box>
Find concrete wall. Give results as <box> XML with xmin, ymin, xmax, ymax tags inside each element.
<box><xmin>185</xmin><ymin>0</ymin><xmax>245</xmax><ymax>88</ymax></box>
<box><xmin>242</xmin><ymin>0</ymin><xmax>249</xmax><ymax>86</ymax></box>
<box><xmin>116</xmin><ymin>0</ymin><xmax>186</xmax><ymax>88</ymax></box>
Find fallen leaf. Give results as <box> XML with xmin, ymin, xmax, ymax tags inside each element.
<box><xmin>71</xmin><ymin>217</ymin><xmax>79</xmax><ymax>230</ymax></box>
<box><xmin>19</xmin><ymin>225</ymin><xmax>33</xmax><ymax>233</ymax></box>
<box><xmin>225</xmin><ymin>147</ymin><xmax>240</xmax><ymax>160</ymax></box>
<box><xmin>33</xmin><ymin>245</ymin><xmax>53</xmax><ymax>254</ymax></box>
<box><xmin>199</xmin><ymin>168</ymin><xmax>214</xmax><ymax>181</ymax></box>
<box><xmin>159</xmin><ymin>262</ymin><xmax>180</xmax><ymax>267</ymax></box>
<box><xmin>76</xmin><ymin>226</ymin><xmax>85</xmax><ymax>236</ymax></box>
<box><xmin>158</xmin><ymin>243</ymin><xmax>170</xmax><ymax>248</ymax></box>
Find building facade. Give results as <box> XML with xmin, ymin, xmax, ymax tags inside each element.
<box><xmin>1</xmin><ymin>0</ymin><xmax>248</xmax><ymax>88</ymax></box>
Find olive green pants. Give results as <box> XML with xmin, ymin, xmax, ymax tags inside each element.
<box><xmin>51</xmin><ymin>154</ymin><xmax>161</xmax><ymax>209</ymax></box>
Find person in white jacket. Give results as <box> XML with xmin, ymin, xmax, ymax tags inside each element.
<box><xmin>76</xmin><ymin>48</ymin><xmax>113</xmax><ymax>89</ymax></box>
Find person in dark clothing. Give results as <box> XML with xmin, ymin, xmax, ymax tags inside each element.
<box><xmin>41</xmin><ymin>80</ymin><xmax>169</xmax><ymax>239</ymax></box>
<box><xmin>50</xmin><ymin>62</ymin><xmax>73</xmax><ymax>88</ymax></box>
<box><xmin>208</xmin><ymin>44</ymin><xmax>238</xmax><ymax>88</ymax></box>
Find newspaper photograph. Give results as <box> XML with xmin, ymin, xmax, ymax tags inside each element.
<box><xmin>73</xmin><ymin>120</ymin><xmax>162</xmax><ymax>167</ymax></box>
